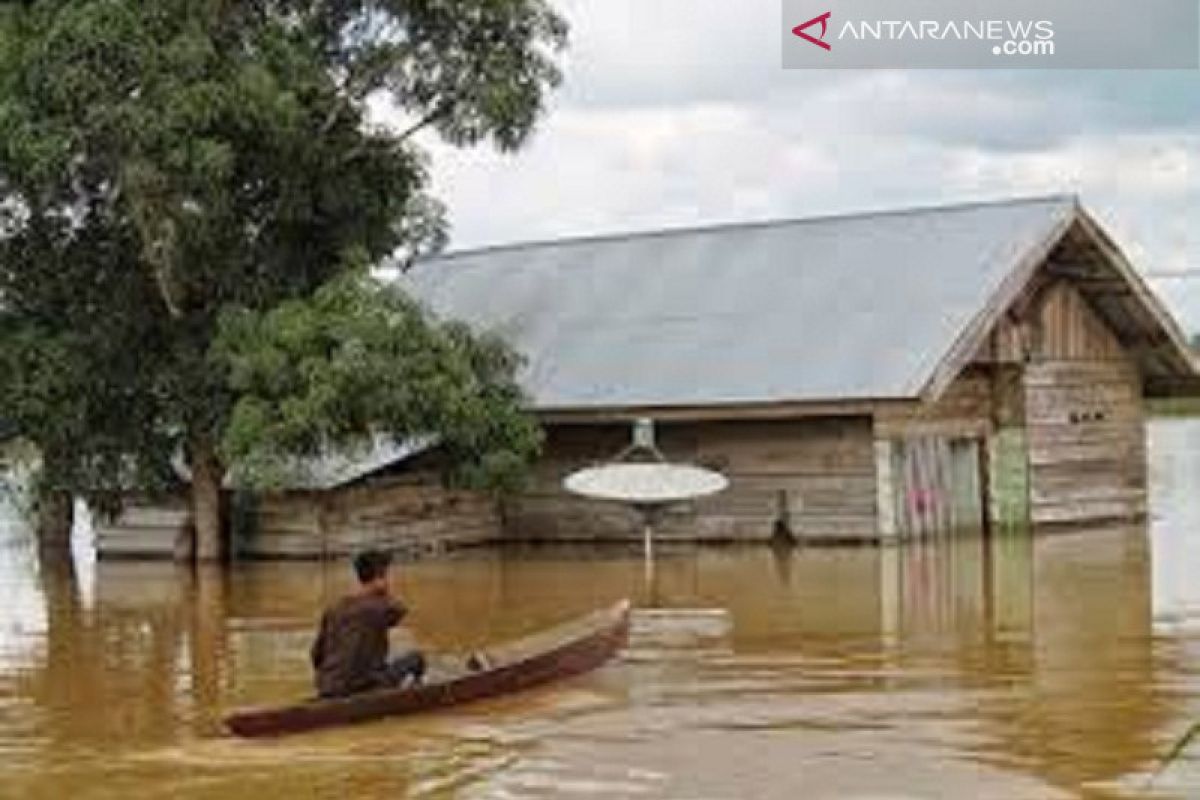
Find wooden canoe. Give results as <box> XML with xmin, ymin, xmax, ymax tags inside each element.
<box><xmin>225</xmin><ymin>599</ymin><xmax>631</xmax><ymax>738</ymax></box>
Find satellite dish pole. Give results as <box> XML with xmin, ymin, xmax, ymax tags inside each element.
<box><xmin>629</xmin><ymin>418</ymin><xmax>662</xmax><ymax>581</ymax></box>
<box><xmin>563</xmin><ymin>418</ymin><xmax>729</xmax><ymax>593</ymax></box>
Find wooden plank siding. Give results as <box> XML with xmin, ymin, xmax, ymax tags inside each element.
<box><xmin>502</xmin><ymin>417</ymin><xmax>878</xmax><ymax>544</ymax></box>
<box><xmin>95</xmin><ymin>497</ymin><xmax>192</xmax><ymax>559</ymax></box>
<box><xmin>886</xmin><ymin>437</ymin><xmax>984</xmax><ymax>538</ymax></box>
<box><xmin>1022</xmin><ymin>283</ymin><xmax>1148</xmax><ymax>526</ymax></box>
<box><xmin>986</xmin><ymin>366</ymin><xmax>1032</xmax><ymax>531</ymax></box>
<box><xmin>875</xmin><ymin>371</ymin><xmax>994</xmax><ymax>440</ymax></box>
<box><xmin>883</xmin><ymin>277</ymin><xmax>1151</xmax><ymax>534</ymax></box>
<box><xmin>94</xmin><ymin>274</ymin><xmax>1160</xmax><ymax>558</ymax></box>
<box><xmin>874</xmin><ymin>372</ymin><xmax>994</xmax><ymax>539</ymax></box>
<box><xmin>242</xmin><ymin>475</ymin><xmax>500</xmax><ymax>559</ymax></box>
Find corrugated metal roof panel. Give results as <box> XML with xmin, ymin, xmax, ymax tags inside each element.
<box><xmin>400</xmin><ymin>196</ymin><xmax>1080</xmax><ymax>409</ymax></box>
<box><xmin>212</xmin><ymin>437</ymin><xmax>436</xmax><ymax>492</ymax></box>
<box><xmin>278</xmin><ymin>437</ymin><xmax>436</xmax><ymax>491</ymax></box>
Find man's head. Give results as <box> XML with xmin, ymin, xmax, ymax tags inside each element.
<box><xmin>353</xmin><ymin>549</ymin><xmax>392</xmax><ymax>593</ymax></box>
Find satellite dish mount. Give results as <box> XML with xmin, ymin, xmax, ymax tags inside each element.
<box><xmin>563</xmin><ymin>418</ymin><xmax>730</xmax><ymax>585</ymax></box>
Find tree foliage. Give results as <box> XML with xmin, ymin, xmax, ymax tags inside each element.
<box><xmin>214</xmin><ymin>272</ymin><xmax>541</xmax><ymax>492</ymax></box>
<box><xmin>0</xmin><ymin>1</ymin><xmax>565</xmax><ymax>542</ymax></box>
<box><xmin>0</xmin><ymin>209</ymin><xmax>177</xmax><ymax>512</ymax></box>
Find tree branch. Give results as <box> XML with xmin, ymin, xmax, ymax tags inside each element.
<box><xmin>396</xmin><ymin>103</ymin><xmax>454</xmax><ymax>142</ymax></box>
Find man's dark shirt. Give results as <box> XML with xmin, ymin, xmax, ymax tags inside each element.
<box><xmin>310</xmin><ymin>592</ymin><xmax>406</xmax><ymax>698</ymax></box>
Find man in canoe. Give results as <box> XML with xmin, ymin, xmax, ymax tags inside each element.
<box><xmin>310</xmin><ymin>549</ymin><xmax>427</xmax><ymax>698</ymax></box>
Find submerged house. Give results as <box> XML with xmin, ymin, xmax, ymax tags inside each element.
<box><xmin>396</xmin><ymin>195</ymin><xmax>1199</xmax><ymax>544</ymax></box>
<box><xmin>96</xmin><ymin>196</ymin><xmax>1200</xmax><ymax>558</ymax></box>
<box><xmin>96</xmin><ymin>439</ymin><xmax>501</xmax><ymax>559</ymax></box>
<box><xmin>246</xmin><ymin>439</ymin><xmax>500</xmax><ymax>558</ymax></box>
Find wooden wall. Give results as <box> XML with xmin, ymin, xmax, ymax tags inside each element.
<box><xmin>94</xmin><ymin>275</ymin><xmax>1154</xmax><ymax>558</ymax></box>
<box><xmin>95</xmin><ymin>480</ymin><xmax>500</xmax><ymax>560</ymax></box>
<box><xmin>503</xmin><ymin>417</ymin><xmax>879</xmax><ymax>544</ymax></box>
<box><xmin>1023</xmin><ymin>283</ymin><xmax>1148</xmax><ymax>526</ymax></box>
<box><xmin>873</xmin><ymin>371</ymin><xmax>994</xmax><ymax>539</ymax></box>
<box><xmin>875</xmin><ymin>371</ymin><xmax>994</xmax><ymax>440</ymax></box>
<box><xmin>987</xmin><ymin>366</ymin><xmax>1032</xmax><ymax>531</ymax></box>
<box><xmin>877</xmin><ymin>277</ymin><xmax>1152</xmax><ymax>534</ymax></box>
<box><xmin>94</xmin><ymin>497</ymin><xmax>192</xmax><ymax>559</ymax></box>
<box><xmin>243</xmin><ymin>474</ymin><xmax>500</xmax><ymax>559</ymax></box>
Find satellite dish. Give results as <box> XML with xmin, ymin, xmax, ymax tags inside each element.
<box><xmin>561</xmin><ymin>418</ymin><xmax>731</xmax><ymax>591</ymax></box>
<box><xmin>563</xmin><ymin>463</ymin><xmax>728</xmax><ymax>506</ymax></box>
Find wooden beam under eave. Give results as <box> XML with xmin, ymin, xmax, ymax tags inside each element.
<box><xmin>1073</xmin><ymin>211</ymin><xmax>1199</xmax><ymax>374</ymax></box>
<box><xmin>1144</xmin><ymin>377</ymin><xmax>1200</xmax><ymax>398</ymax></box>
<box><xmin>1046</xmin><ymin>263</ymin><xmax>1109</xmax><ymax>281</ymax></box>
<box><xmin>537</xmin><ymin>398</ymin><xmax>912</xmax><ymax>425</ymax></box>
<box><xmin>1121</xmin><ymin>337</ymin><xmax>1175</xmax><ymax>354</ymax></box>
<box><xmin>1070</xmin><ymin>280</ymin><xmax>1132</xmax><ymax>296</ymax></box>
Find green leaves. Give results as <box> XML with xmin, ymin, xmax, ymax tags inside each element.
<box><xmin>0</xmin><ymin>0</ymin><xmax>564</xmax><ymax>521</ymax></box>
<box><xmin>214</xmin><ymin>273</ymin><xmax>541</xmax><ymax>492</ymax></box>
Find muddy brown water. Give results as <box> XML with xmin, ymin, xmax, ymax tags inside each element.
<box><xmin>2</xmin><ymin>419</ymin><xmax>1200</xmax><ymax>799</ymax></box>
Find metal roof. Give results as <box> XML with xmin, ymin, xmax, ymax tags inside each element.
<box><xmin>214</xmin><ymin>437</ymin><xmax>435</xmax><ymax>492</ymax></box>
<box><xmin>277</xmin><ymin>436</ymin><xmax>436</xmax><ymax>491</ymax></box>
<box><xmin>401</xmin><ymin>196</ymin><xmax>1085</xmax><ymax>410</ymax></box>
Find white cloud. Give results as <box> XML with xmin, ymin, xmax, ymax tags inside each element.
<box><xmin>942</xmin><ymin>135</ymin><xmax>1199</xmax><ymax>324</ymax></box>
<box><xmin>408</xmin><ymin>2</ymin><xmax>1200</xmax><ymax>331</ymax></box>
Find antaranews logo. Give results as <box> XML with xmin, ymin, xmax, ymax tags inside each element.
<box><xmin>783</xmin><ymin>0</ymin><xmax>1199</xmax><ymax>69</ymax></box>
<box><xmin>792</xmin><ymin>11</ymin><xmax>832</xmax><ymax>50</ymax></box>
<box><xmin>791</xmin><ymin>10</ymin><xmax>1054</xmax><ymax>57</ymax></box>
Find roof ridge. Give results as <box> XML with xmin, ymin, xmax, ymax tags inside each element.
<box><xmin>416</xmin><ymin>193</ymin><xmax>1079</xmax><ymax>266</ymax></box>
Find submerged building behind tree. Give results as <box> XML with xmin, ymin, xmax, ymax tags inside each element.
<box><xmin>396</xmin><ymin>195</ymin><xmax>1199</xmax><ymax>544</ymax></box>
<box><xmin>97</xmin><ymin>196</ymin><xmax>1200</xmax><ymax>557</ymax></box>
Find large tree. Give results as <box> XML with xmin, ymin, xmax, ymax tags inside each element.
<box><xmin>0</xmin><ymin>1</ymin><xmax>564</xmax><ymax>559</ymax></box>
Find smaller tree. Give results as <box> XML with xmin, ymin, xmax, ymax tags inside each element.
<box><xmin>0</xmin><ymin>213</ymin><xmax>177</xmax><ymax>551</ymax></box>
<box><xmin>213</xmin><ymin>270</ymin><xmax>541</xmax><ymax>495</ymax></box>
<box><xmin>0</xmin><ymin>327</ymin><xmax>177</xmax><ymax>551</ymax></box>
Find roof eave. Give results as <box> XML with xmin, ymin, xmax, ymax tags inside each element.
<box><xmin>916</xmin><ymin>200</ymin><xmax>1082</xmax><ymax>404</ymax></box>
<box><xmin>1071</xmin><ymin>209</ymin><xmax>1200</xmax><ymax>389</ymax></box>
<box><xmin>534</xmin><ymin>396</ymin><xmax>918</xmax><ymax>425</ymax></box>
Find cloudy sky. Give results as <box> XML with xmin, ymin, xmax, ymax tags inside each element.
<box><xmin>415</xmin><ymin>0</ymin><xmax>1199</xmax><ymax>332</ymax></box>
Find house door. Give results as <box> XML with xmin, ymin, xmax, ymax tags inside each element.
<box><xmin>891</xmin><ymin>437</ymin><xmax>985</xmax><ymax>539</ymax></box>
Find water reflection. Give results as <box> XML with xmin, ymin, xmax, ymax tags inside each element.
<box><xmin>1151</xmin><ymin>418</ymin><xmax>1200</xmax><ymax>629</ymax></box>
<box><xmin>0</xmin><ymin>528</ymin><xmax>46</xmax><ymax>676</ymax></box>
<box><xmin>0</xmin><ymin>419</ymin><xmax>1196</xmax><ymax>798</ymax></box>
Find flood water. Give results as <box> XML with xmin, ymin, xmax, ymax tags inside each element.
<box><xmin>2</xmin><ymin>420</ymin><xmax>1200</xmax><ymax>799</ymax></box>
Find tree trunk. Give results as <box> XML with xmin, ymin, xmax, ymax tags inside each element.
<box><xmin>36</xmin><ymin>488</ymin><xmax>74</xmax><ymax>559</ymax></box>
<box><xmin>173</xmin><ymin>515</ymin><xmax>196</xmax><ymax>563</ymax></box>
<box><xmin>190</xmin><ymin>437</ymin><xmax>227</xmax><ymax>563</ymax></box>
<box><xmin>36</xmin><ymin>447</ymin><xmax>74</xmax><ymax>560</ymax></box>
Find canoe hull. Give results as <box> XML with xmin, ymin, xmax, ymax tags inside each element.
<box><xmin>225</xmin><ymin>599</ymin><xmax>631</xmax><ymax>738</ymax></box>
